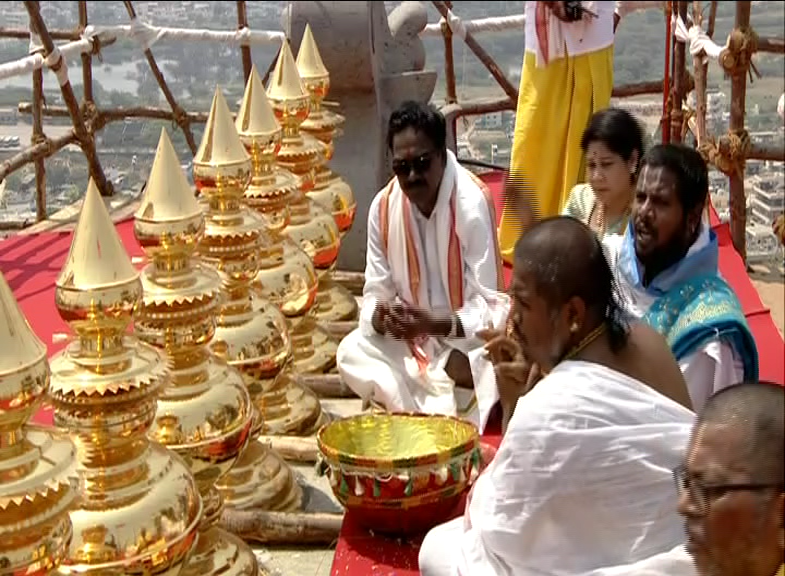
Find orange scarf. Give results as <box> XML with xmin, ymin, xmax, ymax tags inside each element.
<box><xmin>535</xmin><ymin>1</ymin><xmax>553</xmax><ymax>66</ymax></box>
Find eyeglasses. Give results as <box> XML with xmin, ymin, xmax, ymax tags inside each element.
<box><xmin>392</xmin><ymin>153</ymin><xmax>433</xmax><ymax>177</ymax></box>
<box><xmin>673</xmin><ymin>464</ymin><xmax>784</xmax><ymax>514</ymax></box>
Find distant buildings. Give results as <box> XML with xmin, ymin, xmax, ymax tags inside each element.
<box><xmin>750</xmin><ymin>170</ymin><xmax>785</xmax><ymax>227</ymax></box>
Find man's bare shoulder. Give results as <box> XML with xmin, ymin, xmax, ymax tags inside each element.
<box><xmin>626</xmin><ymin>322</ymin><xmax>693</xmax><ymax>410</ymax></box>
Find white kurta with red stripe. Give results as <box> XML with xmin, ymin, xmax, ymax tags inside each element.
<box><xmin>336</xmin><ymin>150</ymin><xmax>508</xmax><ymax>433</ymax></box>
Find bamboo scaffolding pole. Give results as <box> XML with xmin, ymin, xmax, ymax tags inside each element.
<box><xmin>23</xmin><ymin>1</ymin><xmax>111</xmax><ymax>197</ymax></box>
<box><xmin>30</xmin><ymin>2</ymin><xmax>47</xmax><ymax>223</ymax></box>
<box><xmin>0</xmin><ymin>27</ymin><xmax>81</xmax><ymax>40</ymax></box>
<box><xmin>122</xmin><ymin>1</ymin><xmax>197</xmax><ymax>155</ymax></box>
<box><xmin>729</xmin><ymin>1</ymin><xmax>752</xmax><ymax>263</ymax></box>
<box><xmin>236</xmin><ymin>1</ymin><xmax>253</xmax><ymax>83</ymax></box>
<box><xmin>17</xmin><ymin>102</ymin><xmax>210</xmax><ymax>124</ymax></box>
<box><xmin>431</xmin><ymin>1</ymin><xmax>519</xmax><ymax>103</ymax></box>
<box><xmin>0</xmin><ymin>132</ymin><xmax>77</xmax><ymax>183</ymax></box>
<box><xmin>671</xmin><ymin>1</ymin><xmax>689</xmax><ymax>144</ymax></box>
<box><xmin>220</xmin><ymin>509</ymin><xmax>344</xmax><ymax>546</ymax></box>
<box><xmin>442</xmin><ymin>1</ymin><xmax>457</xmax><ymax>105</ymax></box>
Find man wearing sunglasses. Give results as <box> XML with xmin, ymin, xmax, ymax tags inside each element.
<box><xmin>336</xmin><ymin>100</ymin><xmax>508</xmax><ymax>432</ymax></box>
<box><xmin>587</xmin><ymin>380</ymin><xmax>784</xmax><ymax>576</ymax></box>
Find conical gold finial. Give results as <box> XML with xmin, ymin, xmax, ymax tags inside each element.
<box><xmin>237</xmin><ymin>65</ymin><xmax>280</xmax><ymax>138</ymax></box>
<box><xmin>137</xmin><ymin>128</ymin><xmax>201</xmax><ymax>223</ymax></box>
<box><xmin>194</xmin><ymin>86</ymin><xmax>250</xmax><ymax>168</ymax></box>
<box><xmin>267</xmin><ymin>40</ymin><xmax>307</xmax><ymax>102</ymax></box>
<box><xmin>135</xmin><ymin>128</ymin><xmax>204</xmax><ymax>262</ymax></box>
<box><xmin>296</xmin><ymin>24</ymin><xmax>329</xmax><ymax>81</ymax></box>
<box><xmin>0</xmin><ymin>270</ymin><xmax>48</xmax><ymax>428</ymax></box>
<box><xmin>56</xmin><ymin>178</ymin><xmax>138</xmax><ymax>291</ymax></box>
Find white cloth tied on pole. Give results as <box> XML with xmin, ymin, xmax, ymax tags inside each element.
<box><xmin>43</xmin><ymin>46</ymin><xmax>70</xmax><ymax>87</ymax></box>
<box><xmin>421</xmin><ymin>14</ymin><xmax>525</xmax><ymax>37</ymax></box>
<box><xmin>672</xmin><ymin>14</ymin><xmax>726</xmax><ymax>62</ymax></box>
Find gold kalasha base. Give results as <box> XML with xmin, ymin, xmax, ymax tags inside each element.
<box><xmin>313</xmin><ymin>276</ymin><xmax>359</xmax><ymax>322</ymax></box>
<box><xmin>215</xmin><ymin>440</ymin><xmax>303</xmax><ymax>512</ymax></box>
<box><xmin>180</xmin><ymin>526</ymin><xmax>265</xmax><ymax>576</ymax></box>
<box><xmin>289</xmin><ymin>314</ymin><xmax>338</xmax><ymax>375</ymax></box>
<box><xmin>253</xmin><ymin>367</ymin><xmax>328</xmax><ymax>436</ymax></box>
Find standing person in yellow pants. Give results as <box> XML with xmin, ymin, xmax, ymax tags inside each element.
<box><xmin>498</xmin><ymin>1</ymin><xmax>663</xmax><ymax>265</ymax></box>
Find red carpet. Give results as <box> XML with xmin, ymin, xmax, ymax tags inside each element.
<box><xmin>0</xmin><ymin>172</ymin><xmax>782</xmax><ymax>576</ymax></box>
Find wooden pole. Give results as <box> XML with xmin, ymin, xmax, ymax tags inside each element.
<box><xmin>23</xmin><ymin>1</ymin><xmax>112</xmax><ymax>197</ymax></box>
<box><xmin>258</xmin><ymin>435</ymin><xmax>319</xmax><ymax>462</ymax></box>
<box><xmin>442</xmin><ymin>1</ymin><xmax>457</xmax><ymax>105</ymax></box>
<box><xmin>0</xmin><ymin>132</ymin><xmax>77</xmax><ymax>183</ymax></box>
<box><xmin>236</xmin><ymin>1</ymin><xmax>253</xmax><ymax>83</ymax></box>
<box><xmin>431</xmin><ymin>1</ymin><xmax>519</xmax><ymax>103</ymax></box>
<box><xmin>123</xmin><ymin>1</ymin><xmax>198</xmax><ymax>155</ymax></box>
<box><xmin>78</xmin><ymin>1</ymin><xmax>93</xmax><ymax>104</ymax></box>
<box><xmin>663</xmin><ymin>1</ymin><xmax>673</xmax><ymax>144</ymax></box>
<box><xmin>729</xmin><ymin>1</ymin><xmax>752</xmax><ymax>263</ymax></box>
<box><xmin>691</xmin><ymin>1</ymin><xmax>708</xmax><ymax>147</ymax></box>
<box><xmin>31</xmin><ymin>67</ymin><xmax>46</xmax><ymax>222</ymax></box>
<box><xmin>670</xmin><ymin>1</ymin><xmax>688</xmax><ymax>144</ymax></box>
<box><xmin>0</xmin><ymin>27</ymin><xmax>80</xmax><ymax>40</ymax></box>
<box><xmin>29</xmin><ymin>2</ymin><xmax>47</xmax><ymax>222</ymax></box>
<box><xmin>220</xmin><ymin>509</ymin><xmax>344</xmax><ymax>546</ymax></box>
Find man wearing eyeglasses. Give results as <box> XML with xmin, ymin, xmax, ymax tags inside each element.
<box><xmin>587</xmin><ymin>380</ymin><xmax>784</xmax><ymax>576</ymax></box>
<box><xmin>336</xmin><ymin>101</ymin><xmax>508</xmax><ymax>431</ymax></box>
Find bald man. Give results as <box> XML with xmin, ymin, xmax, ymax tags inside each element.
<box><xmin>678</xmin><ymin>381</ymin><xmax>784</xmax><ymax>576</ymax></box>
<box><xmin>419</xmin><ymin>217</ymin><xmax>696</xmax><ymax>576</ymax></box>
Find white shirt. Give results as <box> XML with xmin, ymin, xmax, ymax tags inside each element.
<box><xmin>359</xmin><ymin>152</ymin><xmax>506</xmax><ymax>341</ymax></box>
<box><xmin>524</xmin><ymin>2</ymin><xmax>665</xmax><ymax>63</ymax></box>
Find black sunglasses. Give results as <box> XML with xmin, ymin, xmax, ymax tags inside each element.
<box><xmin>392</xmin><ymin>153</ymin><xmax>433</xmax><ymax>177</ymax></box>
<box><xmin>673</xmin><ymin>464</ymin><xmax>784</xmax><ymax>514</ymax></box>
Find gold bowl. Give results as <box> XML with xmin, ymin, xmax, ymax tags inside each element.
<box><xmin>316</xmin><ymin>413</ymin><xmax>481</xmax><ymax>536</ymax></box>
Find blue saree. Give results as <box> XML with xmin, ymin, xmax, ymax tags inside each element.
<box><xmin>618</xmin><ymin>223</ymin><xmax>759</xmax><ymax>381</ymax></box>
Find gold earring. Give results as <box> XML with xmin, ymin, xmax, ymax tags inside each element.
<box><xmin>570</xmin><ymin>323</ymin><xmax>579</xmax><ymax>333</ymax></box>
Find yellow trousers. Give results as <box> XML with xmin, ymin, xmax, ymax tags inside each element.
<box><xmin>498</xmin><ymin>45</ymin><xmax>614</xmax><ymax>265</ymax></box>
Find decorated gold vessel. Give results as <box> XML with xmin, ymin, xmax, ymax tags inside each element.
<box><xmin>0</xmin><ymin>271</ymin><xmax>78</xmax><ymax>576</ymax></box>
<box><xmin>47</xmin><ymin>180</ymin><xmax>202</xmax><ymax>575</ymax></box>
<box><xmin>317</xmin><ymin>413</ymin><xmax>482</xmax><ymax>537</ymax></box>
<box><xmin>133</xmin><ymin>127</ymin><xmax>265</xmax><ymax>575</ymax></box>
<box><xmin>297</xmin><ymin>24</ymin><xmax>357</xmax><ymax>236</ymax></box>
<box><xmin>193</xmin><ymin>85</ymin><xmax>320</xmax><ymax>509</ymax></box>
<box><xmin>267</xmin><ymin>40</ymin><xmax>358</xmax><ymax>323</ymax></box>
<box><xmin>237</xmin><ymin>65</ymin><xmax>338</xmax><ymax>376</ymax></box>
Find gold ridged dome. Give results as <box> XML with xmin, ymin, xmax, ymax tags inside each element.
<box><xmin>268</xmin><ymin>38</ymin><xmax>357</xmax><ymax>323</ymax></box>
<box><xmin>237</xmin><ymin>65</ymin><xmax>292</xmax><ymax>235</ymax></box>
<box><xmin>133</xmin><ymin>128</ymin><xmax>265</xmax><ymax>576</ymax></box>
<box><xmin>296</xmin><ymin>24</ymin><xmax>357</xmax><ymax>237</ymax></box>
<box><xmin>268</xmin><ymin>40</ymin><xmax>308</xmax><ymax>105</ymax></box>
<box><xmin>0</xmin><ymin>270</ymin><xmax>78</xmax><ymax>576</ymax></box>
<box><xmin>48</xmin><ymin>178</ymin><xmax>203</xmax><ymax>575</ymax></box>
<box><xmin>194</xmin><ymin>86</ymin><xmax>308</xmax><ymax>511</ymax></box>
<box><xmin>296</xmin><ymin>24</ymin><xmax>329</xmax><ymax>83</ymax></box>
<box><xmin>195</xmin><ymin>87</ymin><xmax>251</xmax><ymax>168</ymax></box>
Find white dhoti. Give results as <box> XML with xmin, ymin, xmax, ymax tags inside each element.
<box><xmin>419</xmin><ymin>360</ymin><xmax>697</xmax><ymax>576</ymax></box>
<box><xmin>337</xmin><ymin>328</ymin><xmax>500</xmax><ymax>432</ymax></box>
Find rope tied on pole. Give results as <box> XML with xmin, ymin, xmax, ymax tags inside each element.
<box><xmin>172</xmin><ymin>106</ymin><xmax>190</xmax><ymax>132</ymax></box>
<box><xmin>720</xmin><ymin>26</ymin><xmax>761</xmax><ymax>82</ymax></box>
<box><xmin>81</xmin><ymin>100</ymin><xmax>102</xmax><ymax>132</ymax></box>
<box><xmin>698</xmin><ymin>128</ymin><xmax>751</xmax><ymax>178</ymax></box>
